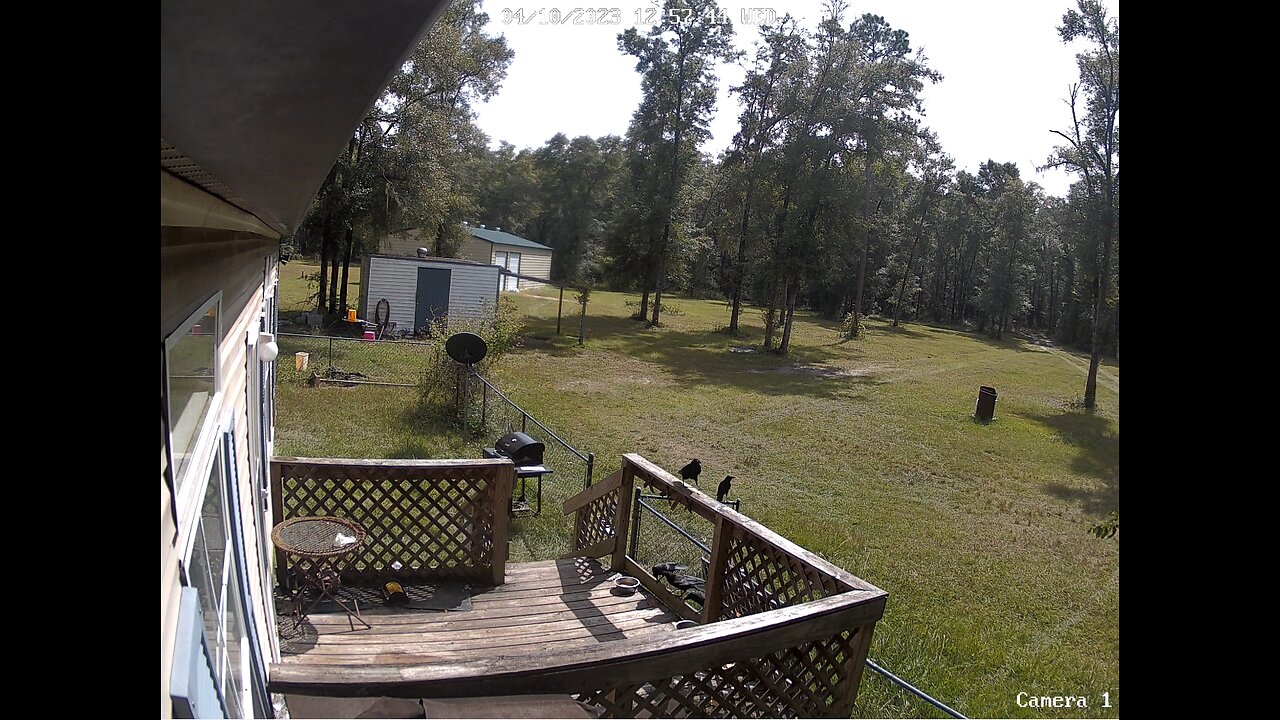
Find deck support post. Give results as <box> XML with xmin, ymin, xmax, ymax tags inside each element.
<box><xmin>702</xmin><ymin>514</ymin><xmax>731</xmax><ymax>623</ymax></box>
<box><xmin>491</xmin><ymin>462</ymin><xmax>514</xmax><ymax>585</ymax></box>
<box><xmin>610</xmin><ymin>463</ymin><xmax>636</xmax><ymax>572</ymax></box>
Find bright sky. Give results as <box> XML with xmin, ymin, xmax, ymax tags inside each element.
<box><xmin>472</xmin><ymin>1</ymin><xmax>1119</xmax><ymax>197</ymax></box>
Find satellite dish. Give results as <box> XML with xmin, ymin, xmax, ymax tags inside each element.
<box><xmin>417</xmin><ymin>247</ymin><xmax>430</xmax><ymax>258</ymax></box>
<box><xmin>445</xmin><ymin>332</ymin><xmax>488</xmax><ymax>365</ymax></box>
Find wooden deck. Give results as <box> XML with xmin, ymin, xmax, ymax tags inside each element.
<box><xmin>279</xmin><ymin>557</ymin><xmax>681</xmax><ymax>668</ymax></box>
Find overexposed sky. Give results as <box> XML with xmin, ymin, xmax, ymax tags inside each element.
<box><xmin>472</xmin><ymin>1</ymin><xmax>1119</xmax><ymax>197</ymax></box>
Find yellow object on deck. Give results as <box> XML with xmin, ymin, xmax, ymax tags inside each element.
<box><xmin>346</xmin><ymin>308</ymin><xmax>357</xmax><ymax>322</ymax></box>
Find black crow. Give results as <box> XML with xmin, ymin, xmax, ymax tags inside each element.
<box><xmin>679</xmin><ymin>459</ymin><xmax>702</xmax><ymax>485</ymax></box>
<box><xmin>667</xmin><ymin>574</ymin><xmax>706</xmax><ymax>593</ymax></box>
<box><xmin>717</xmin><ymin>475</ymin><xmax>735</xmax><ymax>503</ymax></box>
<box><xmin>652</xmin><ymin>562</ymin><xmax>687</xmax><ymax>579</ymax></box>
<box><xmin>684</xmin><ymin>589</ymin><xmax>706</xmax><ymax>606</ymax></box>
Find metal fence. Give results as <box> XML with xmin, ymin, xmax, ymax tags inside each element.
<box><xmin>277</xmin><ymin>332</ymin><xmax>432</xmax><ymax>385</ymax></box>
<box><xmin>459</xmin><ymin>370</ymin><xmax>594</xmax><ymax>492</ymax></box>
<box><xmin>626</xmin><ymin>492</ymin><xmax>739</xmax><ymax>611</ymax></box>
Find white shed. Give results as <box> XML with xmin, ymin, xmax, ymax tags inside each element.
<box><xmin>456</xmin><ymin>226</ymin><xmax>553</xmax><ymax>291</ymax></box>
<box><xmin>358</xmin><ymin>254</ymin><xmax>501</xmax><ymax>334</ymax></box>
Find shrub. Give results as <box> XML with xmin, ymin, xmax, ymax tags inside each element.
<box><xmin>418</xmin><ymin>296</ymin><xmax>523</xmax><ymax>419</ymax></box>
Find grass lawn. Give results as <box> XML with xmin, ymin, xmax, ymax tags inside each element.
<box><xmin>274</xmin><ymin>272</ymin><xmax>1119</xmax><ymax>718</ymax></box>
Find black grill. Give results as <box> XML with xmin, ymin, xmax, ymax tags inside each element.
<box><xmin>492</xmin><ymin>431</ymin><xmax>545</xmax><ymax>466</ymax></box>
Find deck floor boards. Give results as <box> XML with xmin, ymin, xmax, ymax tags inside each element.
<box><xmin>279</xmin><ymin>557</ymin><xmax>681</xmax><ymax>667</ymax></box>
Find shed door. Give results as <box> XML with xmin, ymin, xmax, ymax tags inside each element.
<box><xmin>496</xmin><ymin>251</ymin><xmax>521</xmax><ymax>291</ymax></box>
<box><xmin>415</xmin><ymin>267</ymin><xmax>452</xmax><ymax>331</ymax></box>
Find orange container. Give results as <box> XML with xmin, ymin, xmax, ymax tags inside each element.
<box><xmin>346</xmin><ymin>309</ymin><xmax>357</xmax><ymax>322</ymax></box>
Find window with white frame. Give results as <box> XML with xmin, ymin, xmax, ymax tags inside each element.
<box><xmin>185</xmin><ymin>438</ymin><xmax>252</xmax><ymax>717</ymax></box>
<box><xmin>165</xmin><ymin>294</ymin><xmax>221</xmax><ymax>491</ymax></box>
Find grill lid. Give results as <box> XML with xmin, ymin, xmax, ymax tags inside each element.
<box><xmin>494</xmin><ymin>431</ymin><xmax>545</xmax><ymax>465</ymax></box>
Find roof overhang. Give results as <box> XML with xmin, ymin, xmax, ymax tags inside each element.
<box><xmin>160</xmin><ymin>0</ymin><xmax>452</xmax><ymax>234</ymax></box>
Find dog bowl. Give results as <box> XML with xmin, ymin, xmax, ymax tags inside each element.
<box><xmin>674</xmin><ymin>620</ymin><xmax>699</xmax><ymax>630</ymax></box>
<box><xmin>614</xmin><ymin>576</ymin><xmax>640</xmax><ymax>595</ymax></box>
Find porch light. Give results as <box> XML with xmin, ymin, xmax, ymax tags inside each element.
<box><xmin>259</xmin><ymin>333</ymin><xmax>279</xmax><ymax>362</ymax></box>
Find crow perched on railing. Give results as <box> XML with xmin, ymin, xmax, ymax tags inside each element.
<box><xmin>678</xmin><ymin>459</ymin><xmax>702</xmax><ymax>486</ymax></box>
<box><xmin>717</xmin><ymin>475</ymin><xmax>735</xmax><ymax>503</ymax></box>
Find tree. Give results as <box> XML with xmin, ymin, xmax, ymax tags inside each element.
<box><xmin>616</xmin><ymin>0</ymin><xmax>738</xmax><ymax>326</ymax></box>
<box><xmin>297</xmin><ymin>0</ymin><xmax>513</xmax><ymax>313</ymax></box>
<box><xmin>890</xmin><ymin>136</ymin><xmax>951</xmax><ymax>327</ymax></box>
<box><xmin>841</xmin><ymin>11</ymin><xmax>941</xmax><ymax>338</ymax></box>
<box><xmin>1044</xmin><ymin>0</ymin><xmax>1119</xmax><ymax>409</ymax></box>
<box><xmin>724</xmin><ymin>16</ymin><xmax>806</xmax><ymax>333</ymax></box>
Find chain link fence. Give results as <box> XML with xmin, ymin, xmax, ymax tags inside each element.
<box><xmin>457</xmin><ymin>371</ymin><xmax>596</xmax><ymax>560</ymax></box>
<box><xmin>277</xmin><ymin>332</ymin><xmax>434</xmax><ymax>385</ymax></box>
<box><xmin>627</xmin><ymin>492</ymin><xmax>740</xmax><ymax>612</ymax></box>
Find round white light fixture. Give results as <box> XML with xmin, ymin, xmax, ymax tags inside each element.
<box><xmin>259</xmin><ymin>333</ymin><xmax>280</xmax><ymax>362</ymax></box>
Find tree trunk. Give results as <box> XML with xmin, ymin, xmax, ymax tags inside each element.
<box><xmin>892</xmin><ymin>214</ymin><xmax>927</xmax><ymax>328</ymax></box>
<box><xmin>851</xmin><ymin>154</ymin><xmax>873</xmax><ymax>338</ymax></box>
<box><xmin>894</xmin><ymin>179</ymin><xmax>938</xmax><ymax>328</ymax></box>
<box><xmin>339</xmin><ymin>226</ymin><xmax>354</xmax><ymax>312</ymax></box>
<box><xmin>638</xmin><ymin>287</ymin><xmax>650</xmax><ymax>320</ymax></box>
<box><xmin>778</xmin><ymin>280</ymin><xmax>798</xmax><ymax>355</ymax></box>
<box><xmin>328</xmin><ymin>228</ymin><xmax>341</xmax><ymax>313</ymax></box>
<box><xmin>762</xmin><ymin>280</ymin><xmax>779</xmax><ymax>350</ymax></box>
<box><xmin>1084</xmin><ymin>204</ymin><xmax>1115</xmax><ymax>409</ymax></box>
<box><xmin>729</xmin><ymin>187</ymin><xmax>754</xmax><ymax>334</ymax></box>
<box><xmin>1047</xmin><ymin>264</ymin><xmax>1058</xmax><ymax>331</ymax></box>
<box><xmin>651</xmin><ymin>222</ymin><xmax>671</xmax><ymax>326</ymax></box>
<box><xmin>317</xmin><ymin>212</ymin><xmax>331</xmax><ymax>313</ymax></box>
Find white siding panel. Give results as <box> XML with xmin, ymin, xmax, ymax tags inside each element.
<box><xmin>514</xmin><ymin>249</ymin><xmax>550</xmax><ymax>288</ymax></box>
<box><xmin>493</xmin><ymin>243</ymin><xmax>552</xmax><ymax>289</ymax></box>
<box><xmin>358</xmin><ymin>255</ymin><xmax>371</xmax><ymax>319</ymax></box>
<box><xmin>364</xmin><ymin>256</ymin><xmax>421</xmax><ymax>332</ymax></box>
<box><xmin>365</xmin><ymin>256</ymin><xmax>501</xmax><ymax>332</ymax></box>
<box><xmin>447</xmin><ymin>264</ymin><xmax>502</xmax><ymax>320</ymax></box>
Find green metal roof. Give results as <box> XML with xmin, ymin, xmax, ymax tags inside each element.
<box><xmin>465</xmin><ymin>226</ymin><xmax>552</xmax><ymax>252</ymax></box>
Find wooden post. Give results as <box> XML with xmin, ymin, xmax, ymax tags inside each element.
<box><xmin>270</xmin><ymin>460</ymin><xmax>288</xmax><ymax>589</ymax></box>
<box><xmin>491</xmin><ymin>463</ymin><xmax>514</xmax><ymax>585</ymax></box>
<box><xmin>833</xmin><ymin>622</ymin><xmax>879</xmax><ymax>718</ymax></box>
<box><xmin>556</xmin><ymin>285</ymin><xmax>564</xmax><ymax>335</ymax></box>
<box><xmin>701</xmin><ymin>514</ymin><xmax>731</xmax><ymax>624</ymax></box>
<box><xmin>610</xmin><ymin>463</ymin><xmax>636</xmax><ymax>572</ymax></box>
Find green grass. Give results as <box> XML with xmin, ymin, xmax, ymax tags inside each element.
<box><xmin>275</xmin><ymin>282</ymin><xmax>1119</xmax><ymax>718</ymax></box>
<box><xmin>277</xmin><ymin>260</ymin><xmax>362</xmax><ymax>316</ymax></box>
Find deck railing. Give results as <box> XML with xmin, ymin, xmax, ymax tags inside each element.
<box><xmin>270</xmin><ymin>457</ymin><xmax>513</xmax><ymax>586</ymax></box>
<box><xmin>554</xmin><ymin>453</ymin><xmax>888</xmax><ymax>717</ymax></box>
<box><xmin>270</xmin><ymin>453</ymin><xmax>887</xmax><ymax>718</ymax></box>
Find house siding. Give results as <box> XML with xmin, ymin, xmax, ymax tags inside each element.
<box><xmin>379</xmin><ymin>228</ymin><xmax>425</xmax><ymax>258</ymax></box>
<box><xmin>498</xmin><ymin>243</ymin><xmax>551</xmax><ymax>290</ymax></box>
<box><xmin>161</xmin><ymin>225</ymin><xmax>279</xmax><ymax>718</ymax></box>
<box><xmin>456</xmin><ymin>235</ymin><xmax>492</xmax><ymax>263</ymax></box>
<box><xmin>362</xmin><ymin>255</ymin><xmax>500</xmax><ymax>332</ymax></box>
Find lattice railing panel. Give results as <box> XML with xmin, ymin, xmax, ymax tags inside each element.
<box><xmin>718</xmin><ymin>529</ymin><xmax>848</xmax><ymax>621</ymax></box>
<box><xmin>574</xmin><ymin>490</ymin><xmax>618</xmax><ymax>552</ymax></box>
<box><xmin>275</xmin><ymin>461</ymin><xmax>501</xmax><ymax>585</ymax></box>
<box><xmin>574</xmin><ymin>627</ymin><xmax>863</xmax><ymax>718</ymax></box>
